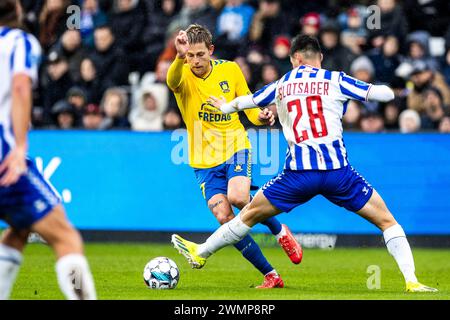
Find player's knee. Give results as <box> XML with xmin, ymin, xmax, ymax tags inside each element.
<box><xmin>227</xmin><ymin>193</ymin><xmax>249</xmax><ymax>210</ymax></box>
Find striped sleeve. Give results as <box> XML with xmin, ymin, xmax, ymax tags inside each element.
<box><xmin>11</xmin><ymin>32</ymin><xmax>42</xmax><ymax>86</ymax></box>
<box><xmin>337</xmin><ymin>72</ymin><xmax>372</xmax><ymax>102</ymax></box>
<box><xmin>252</xmin><ymin>81</ymin><xmax>278</xmax><ymax>107</ymax></box>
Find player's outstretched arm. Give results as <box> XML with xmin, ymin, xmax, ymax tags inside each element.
<box><xmin>367</xmin><ymin>84</ymin><xmax>395</xmax><ymax>102</ymax></box>
<box><xmin>208</xmin><ymin>94</ymin><xmax>257</xmax><ymax>113</ymax></box>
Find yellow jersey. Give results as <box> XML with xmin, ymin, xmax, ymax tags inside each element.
<box><xmin>167</xmin><ymin>57</ymin><xmax>265</xmax><ymax>169</ymax></box>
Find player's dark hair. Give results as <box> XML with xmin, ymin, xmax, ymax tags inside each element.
<box><xmin>290</xmin><ymin>34</ymin><xmax>322</xmax><ymax>59</ymax></box>
<box><xmin>185</xmin><ymin>24</ymin><xmax>213</xmax><ymax>48</ymax></box>
<box><xmin>0</xmin><ymin>0</ymin><xmax>20</xmax><ymax>28</ymax></box>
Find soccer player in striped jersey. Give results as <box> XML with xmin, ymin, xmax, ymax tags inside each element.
<box><xmin>168</xmin><ymin>24</ymin><xmax>303</xmax><ymax>288</ymax></box>
<box><xmin>172</xmin><ymin>35</ymin><xmax>438</xmax><ymax>293</ymax></box>
<box><xmin>0</xmin><ymin>0</ymin><xmax>96</xmax><ymax>299</ymax></box>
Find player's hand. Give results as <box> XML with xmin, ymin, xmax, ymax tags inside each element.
<box><xmin>207</xmin><ymin>95</ymin><xmax>227</xmax><ymax>110</ymax></box>
<box><xmin>174</xmin><ymin>30</ymin><xmax>189</xmax><ymax>59</ymax></box>
<box><xmin>258</xmin><ymin>108</ymin><xmax>275</xmax><ymax>126</ymax></box>
<box><xmin>0</xmin><ymin>146</ymin><xmax>27</xmax><ymax>187</ymax></box>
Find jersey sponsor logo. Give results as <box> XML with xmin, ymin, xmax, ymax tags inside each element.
<box><xmin>219</xmin><ymin>81</ymin><xmax>230</xmax><ymax>93</ymax></box>
<box><xmin>198</xmin><ymin>102</ymin><xmax>231</xmax><ymax>122</ymax></box>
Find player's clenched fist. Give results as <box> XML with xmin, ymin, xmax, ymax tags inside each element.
<box><xmin>258</xmin><ymin>108</ymin><xmax>276</xmax><ymax>126</ymax></box>
<box><xmin>175</xmin><ymin>30</ymin><xmax>189</xmax><ymax>59</ymax></box>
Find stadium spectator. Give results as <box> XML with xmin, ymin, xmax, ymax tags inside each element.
<box><xmin>343</xmin><ymin>100</ymin><xmax>362</xmax><ymax>131</ymax></box>
<box><xmin>351</xmin><ymin>55</ymin><xmax>382</xmax><ymax>114</ymax></box>
<box><xmin>249</xmin><ymin>0</ymin><xmax>289</xmax><ymax>54</ymax></box>
<box><xmin>82</xmin><ymin>103</ymin><xmax>104</xmax><ymax>130</ymax></box>
<box><xmin>214</xmin><ymin>0</ymin><xmax>255</xmax><ymax>60</ymax></box>
<box><xmin>360</xmin><ymin>111</ymin><xmax>385</xmax><ymax>133</ymax></box>
<box><xmin>110</xmin><ymin>0</ymin><xmax>146</xmax><ymax>73</ymax></box>
<box><xmin>368</xmin><ymin>0</ymin><xmax>408</xmax><ymax>47</ymax></box>
<box><xmin>152</xmin><ymin>59</ymin><xmax>183</xmax><ymax>130</ymax></box>
<box><xmin>99</xmin><ymin>87</ymin><xmax>130</xmax><ymax>129</ymax></box>
<box><xmin>368</xmin><ymin>35</ymin><xmax>401</xmax><ymax>85</ymax></box>
<box><xmin>38</xmin><ymin>0</ymin><xmax>71</xmax><ymax>52</ymax></box>
<box><xmin>438</xmin><ymin>115</ymin><xmax>450</xmax><ymax>133</ymax></box>
<box><xmin>141</xmin><ymin>0</ymin><xmax>180</xmax><ymax>72</ymax></box>
<box><xmin>80</xmin><ymin>0</ymin><xmax>109</xmax><ymax>48</ymax></box>
<box><xmin>320</xmin><ymin>22</ymin><xmax>355</xmax><ymax>74</ymax></box>
<box><xmin>129</xmin><ymin>83</ymin><xmax>168</xmax><ymax>131</ymax></box>
<box><xmin>271</xmin><ymin>35</ymin><xmax>291</xmax><ymax>76</ymax></box>
<box><xmin>403</xmin><ymin>31</ymin><xmax>440</xmax><ymax>72</ymax></box>
<box><xmin>77</xmin><ymin>57</ymin><xmax>103</xmax><ymax>105</ymax></box>
<box><xmin>399</xmin><ymin>109</ymin><xmax>421</xmax><ymax>133</ymax></box>
<box><xmin>421</xmin><ymin>87</ymin><xmax>447</xmax><ymax>129</ymax></box>
<box><xmin>21</xmin><ymin>0</ymin><xmax>44</xmax><ymax>35</ymax></box>
<box><xmin>404</xmin><ymin>0</ymin><xmax>450</xmax><ymax>37</ymax></box>
<box><xmin>406</xmin><ymin>60</ymin><xmax>450</xmax><ymax>115</ymax></box>
<box><xmin>442</xmin><ymin>47</ymin><xmax>450</xmax><ymax>87</ymax></box>
<box><xmin>89</xmin><ymin>25</ymin><xmax>130</xmax><ymax>96</ymax></box>
<box><xmin>381</xmin><ymin>98</ymin><xmax>403</xmax><ymax>130</ymax></box>
<box><xmin>66</xmin><ymin>86</ymin><xmax>88</xmax><ymax>126</ymax></box>
<box><xmin>42</xmin><ymin>51</ymin><xmax>74</xmax><ymax>123</ymax></box>
<box><xmin>234</xmin><ymin>56</ymin><xmax>256</xmax><ymax>91</ymax></box>
<box><xmin>299</xmin><ymin>12</ymin><xmax>321</xmax><ymax>37</ymax></box>
<box><xmin>51</xmin><ymin>100</ymin><xmax>78</xmax><ymax>129</ymax></box>
<box><xmin>50</xmin><ymin>29</ymin><xmax>87</xmax><ymax>83</ymax></box>
<box><xmin>350</xmin><ymin>55</ymin><xmax>375</xmax><ymax>84</ymax></box>
<box><xmin>167</xmin><ymin>0</ymin><xmax>218</xmax><ymax>38</ymax></box>
<box><xmin>339</xmin><ymin>6</ymin><xmax>368</xmax><ymax>55</ymax></box>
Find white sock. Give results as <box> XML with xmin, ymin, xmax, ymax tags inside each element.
<box><xmin>265</xmin><ymin>269</ymin><xmax>278</xmax><ymax>277</ymax></box>
<box><xmin>55</xmin><ymin>254</ymin><xmax>97</xmax><ymax>300</ymax></box>
<box><xmin>0</xmin><ymin>244</ymin><xmax>22</xmax><ymax>300</ymax></box>
<box><xmin>275</xmin><ymin>225</ymin><xmax>287</xmax><ymax>241</ymax></box>
<box><xmin>198</xmin><ymin>215</ymin><xmax>251</xmax><ymax>258</ymax></box>
<box><xmin>383</xmin><ymin>224</ymin><xmax>418</xmax><ymax>283</ymax></box>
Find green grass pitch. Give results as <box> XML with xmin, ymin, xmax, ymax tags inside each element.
<box><xmin>10</xmin><ymin>242</ymin><xmax>450</xmax><ymax>300</ymax></box>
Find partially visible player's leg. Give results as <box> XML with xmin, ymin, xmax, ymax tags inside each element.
<box><xmin>228</xmin><ymin>176</ymin><xmax>282</xmax><ymax>235</ymax></box>
<box><xmin>325</xmin><ymin>165</ymin><xmax>436</xmax><ymax>292</ymax></box>
<box><xmin>198</xmin><ymin>190</ymin><xmax>280</xmax><ymax>259</ymax></box>
<box><xmin>356</xmin><ymin>190</ymin><xmax>437</xmax><ymax>292</ymax></box>
<box><xmin>227</xmin><ymin>153</ymin><xmax>302</xmax><ymax>264</ymax></box>
<box><xmin>32</xmin><ymin>204</ymin><xmax>97</xmax><ymax>299</ymax></box>
<box><xmin>0</xmin><ymin>228</ymin><xmax>29</xmax><ymax>299</ymax></box>
<box><xmin>227</xmin><ymin>149</ymin><xmax>282</xmax><ymax>236</ymax></box>
<box><xmin>206</xmin><ymin>193</ymin><xmax>280</xmax><ymax>286</ymax></box>
<box><xmin>173</xmin><ymin>190</ymin><xmax>278</xmax><ymax>269</ymax></box>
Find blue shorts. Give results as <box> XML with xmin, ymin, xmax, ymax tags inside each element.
<box><xmin>194</xmin><ymin>149</ymin><xmax>252</xmax><ymax>201</ymax></box>
<box><xmin>262</xmin><ymin>165</ymin><xmax>373</xmax><ymax>213</ymax></box>
<box><xmin>0</xmin><ymin>159</ymin><xmax>61</xmax><ymax>230</ymax></box>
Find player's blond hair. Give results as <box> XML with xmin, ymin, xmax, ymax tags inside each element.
<box><xmin>185</xmin><ymin>24</ymin><xmax>213</xmax><ymax>48</ymax></box>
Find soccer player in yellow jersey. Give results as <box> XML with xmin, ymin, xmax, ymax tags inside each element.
<box><xmin>167</xmin><ymin>24</ymin><xmax>302</xmax><ymax>288</ymax></box>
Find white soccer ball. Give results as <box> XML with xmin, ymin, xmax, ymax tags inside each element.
<box><xmin>143</xmin><ymin>256</ymin><xmax>180</xmax><ymax>289</ymax></box>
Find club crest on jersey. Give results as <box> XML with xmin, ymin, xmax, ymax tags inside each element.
<box><xmin>234</xmin><ymin>164</ymin><xmax>243</xmax><ymax>172</ymax></box>
<box><xmin>219</xmin><ymin>81</ymin><xmax>230</xmax><ymax>93</ymax></box>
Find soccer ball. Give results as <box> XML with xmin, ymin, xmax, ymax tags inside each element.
<box><xmin>143</xmin><ymin>256</ymin><xmax>179</xmax><ymax>289</ymax></box>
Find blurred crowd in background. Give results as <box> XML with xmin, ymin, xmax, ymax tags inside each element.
<box><xmin>19</xmin><ymin>0</ymin><xmax>450</xmax><ymax>133</ymax></box>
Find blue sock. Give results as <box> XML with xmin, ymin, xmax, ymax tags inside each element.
<box><xmin>248</xmin><ymin>194</ymin><xmax>282</xmax><ymax>235</ymax></box>
<box><xmin>233</xmin><ymin>235</ymin><xmax>273</xmax><ymax>276</ymax></box>
<box><xmin>260</xmin><ymin>217</ymin><xmax>282</xmax><ymax>235</ymax></box>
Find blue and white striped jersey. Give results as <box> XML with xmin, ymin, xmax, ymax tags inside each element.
<box><xmin>252</xmin><ymin>64</ymin><xmax>372</xmax><ymax>171</ymax></box>
<box><xmin>0</xmin><ymin>27</ymin><xmax>41</xmax><ymax>162</ymax></box>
